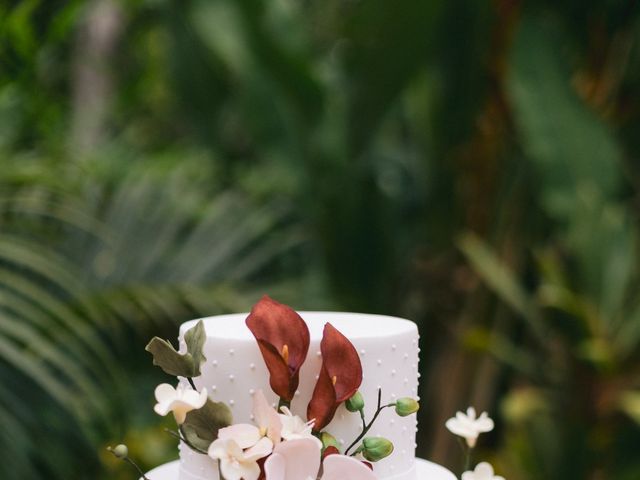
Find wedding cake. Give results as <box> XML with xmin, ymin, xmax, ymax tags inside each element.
<box><xmin>141</xmin><ymin>296</ymin><xmax>456</xmax><ymax>480</ymax></box>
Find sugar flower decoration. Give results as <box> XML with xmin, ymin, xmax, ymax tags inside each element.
<box><xmin>217</xmin><ymin>390</ymin><xmax>282</xmax><ymax>449</ymax></box>
<box><xmin>264</xmin><ymin>437</ymin><xmax>320</xmax><ymax>480</ymax></box>
<box><xmin>264</xmin><ymin>438</ymin><xmax>376</xmax><ymax>480</ymax></box>
<box><xmin>246</xmin><ymin>295</ymin><xmax>310</xmax><ymax>401</ymax></box>
<box><xmin>307</xmin><ymin>323</ymin><xmax>363</xmax><ymax>432</ymax></box>
<box><xmin>445</xmin><ymin>407</ymin><xmax>494</xmax><ymax>447</ymax></box>
<box><xmin>279</xmin><ymin>406</ymin><xmax>322</xmax><ymax>448</ymax></box>
<box><xmin>208</xmin><ymin>437</ymin><xmax>273</xmax><ymax>480</ymax></box>
<box><xmin>153</xmin><ymin>383</ymin><xmax>207</xmax><ymax>424</ymax></box>
<box><xmin>462</xmin><ymin>462</ymin><xmax>505</xmax><ymax>480</ymax></box>
<box><xmin>322</xmin><ymin>454</ymin><xmax>377</xmax><ymax>480</ymax></box>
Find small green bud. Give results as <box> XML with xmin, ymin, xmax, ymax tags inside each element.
<box><xmin>395</xmin><ymin>397</ymin><xmax>419</xmax><ymax>417</ymax></box>
<box><xmin>320</xmin><ymin>432</ymin><xmax>340</xmax><ymax>451</ymax></box>
<box><xmin>345</xmin><ymin>391</ymin><xmax>365</xmax><ymax>412</ymax></box>
<box><xmin>110</xmin><ymin>444</ymin><xmax>129</xmax><ymax>459</ymax></box>
<box><xmin>362</xmin><ymin>437</ymin><xmax>394</xmax><ymax>462</ymax></box>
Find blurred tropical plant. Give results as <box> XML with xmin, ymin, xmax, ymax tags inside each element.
<box><xmin>458</xmin><ymin>11</ymin><xmax>640</xmax><ymax>480</ymax></box>
<box><xmin>0</xmin><ymin>154</ymin><xmax>310</xmax><ymax>478</ymax></box>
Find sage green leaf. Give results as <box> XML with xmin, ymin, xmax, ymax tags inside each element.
<box><xmin>181</xmin><ymin>398</ymin><xmax>233</xmax><ymax>452</ymax></box>
<box><xmin>184</xmin><ymin>320</ymin><xmax>206</xmax><ymax>375</ymax></box>
<box><xmin>145</xmin><ymin>337</ymin><xmax>195</xmax><ymax>377</ymax></box>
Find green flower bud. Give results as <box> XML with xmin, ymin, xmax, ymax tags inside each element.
<box><xmin>111</xmin><ymin>444</ymin><xmax>129</xmax><ymax>459</ymax></box>
<box><xmin>362</xmin><ymin>437</ymin><xmax>394</xmax><ymax>462</ymax></box>
<box><xmin>320</xmin><ymin>431</ymin><xmax>340</xmax><ymax>451</ymax></box>
<box><xmin>345</xmin><ymin>391</ymin><xmax>365</xmax><ymax>412</ymax></box>
<box><xmin>395</xmin><ymin>397</ymin><xmax>419</xmax><ymax>417</ymax></box>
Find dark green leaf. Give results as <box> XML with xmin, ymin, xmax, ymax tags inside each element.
<box><xmin>184</xmin><ymin>320</ymin><xmax>206</xmax><ymax>376</ymax></box>
<box><xmin>145</xmin><ymin>337</ymin><xmax>195</xmax><ymax>378</ymax></box>
<box><xmin>181</xmin><ymin>398</ymin><xmax>233</xmax><ymax>452</ymax></box>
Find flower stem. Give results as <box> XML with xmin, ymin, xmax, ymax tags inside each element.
<box><xmin>456</xmin><ymin>438</ymin><xmax>472</xmax><ymax>474</ymax></box>
<box><xmin>187</xmin><ymin>377</ymin><xmax>197</xmax><ymax>390</ymax></box>
<box><xmin>124</xmin><ymin>456</ymin><xmax>151</xmax><ymax>480</ymax></box>
<box><xmin>465</xmin><ymin>446</ymin><xmax>472</xmax><ymax>472</ymax></box>
<box><xmin>278</xmin><ymin>397</ymin><xmax>291</xmax><ymax>411</ymax></box>
<box><xmin>344</xmin><ymin>389</ymin><xmax>395</xmax><ymax>456</ymax></box>
<box><xmin>164</xmin><ymin>428</ymin><xmax>208</xmax><ymax>455</ymax></box>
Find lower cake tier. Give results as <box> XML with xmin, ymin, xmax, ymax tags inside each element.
<box><xmin>145</xmin><ymin>459</ymin><xmax>456</xmax><ymax>480</ymax></box>
<box><xmin>178</xmin><ymin>449</ymin><xmax>418</xmax><ymax>480</ymax></box>
<box><xmin>178</xmin><ymin>311</ymin><xmax>420</xmax><ymax>480</ymax></box>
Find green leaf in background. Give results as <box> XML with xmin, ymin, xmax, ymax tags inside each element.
<box><xmin>506</xmin><ymin>13</ymin><xmax>636</xmax><ymax>324</ymax></box>
<box><xmin>145</xmin><ymin>337</ymin><xmax>196</xmax><ymax>378</ymax></box>
<box><xmin>458</xmin><ymin>232</ymin><xmax>545</xmax><ymax>341</ymax></box>
<box><xmin>184</xmin><ymin>320</ymin><xmax>207</xmax><ymax>374</ymax></box>
<box><xmin>507</xmin><ymin>14</ymin><xmax>622</xmax><ymax>220</ymax></box>
<box><xmin>180</xmin><ymin>398</ymin><xmax>233</xmax><ymax>452</ymax></box>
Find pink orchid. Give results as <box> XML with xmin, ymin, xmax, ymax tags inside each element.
<box><xmin>217</xmin><ymin>390</ymin><xmax>282</xmax><ymax>449</ymax></box>
<box><xmin>264</xmin><ymin>438</ymin><xmax>377</xmax><ymax>480</ymax></box>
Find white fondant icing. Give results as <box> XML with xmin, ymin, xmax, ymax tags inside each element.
<box><xmin>148</xmin><ymin>459</ymin><xmax>456</xmax><ymax>480</ymax></box>
<box><xmin>177</xmin><ymin>312</ymin><xmax>420</xmax><ymax>480</ymax></box>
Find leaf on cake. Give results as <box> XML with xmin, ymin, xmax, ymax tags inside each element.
<box><xmin>184</xmin><ymin>320</ymin><xmax>207</xmax><ymax>372</ymax></box>
<box><xmin>146</xmin><ymin>338</ymin><xmax>196</xmax><ymax>377</ymax></box>
<box><xmin>181</xmin><ymin>398</ymin><xmax>233</xmax><ymax>452</ymax></box>
<box><xmin>146</xmin><ymin>321</ymin><xmax>206</xmax><ymax>378</ymax></box>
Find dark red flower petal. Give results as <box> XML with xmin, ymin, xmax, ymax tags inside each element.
<box><xmin>307</xmin><ymin>323</ymin><xmax>363</xmax><ymax>431</ymax></box>
<box><xmin>320</xmin><ymin>323</ymin><xmax>362</xmax><ymax>402</ymax></box>
<box><xmin>246</xmin><ymin>295</ymin><xmax>310</xmax><ymax>401</ymax></box>
<box><xmin>307</xmin><ymin>364</ymin><xmax>338</xmax><ymax>432</ymax></box>
<box><xmin>322</xmin><ymin>446</ymin><xmax>340</xmax><ymax>460</ymax></box>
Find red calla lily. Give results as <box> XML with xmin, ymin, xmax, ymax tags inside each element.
<box><xmin>246</xmin><ymin>295</ymin><xmax>310</xmax><ymax>401</ymax></box>
<box><xmin>307</xmin><ymin>323</ymin><xmax>362</xmax><ymax>432</ymax></box>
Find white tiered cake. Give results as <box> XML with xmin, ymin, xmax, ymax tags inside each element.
<box><xmin>177</xmin><ymin>312</ymin><xmax>420</xmax><ymax>480</ymax></box>
<box><xmin>144</xmin><ymin>306</ymin><xmax>456</xmax><ymax>480</ymax></box>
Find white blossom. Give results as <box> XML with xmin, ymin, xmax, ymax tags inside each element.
<box><xmin>208</xmin><ymin>437</ymin><xmax>272</xmax><ymax>480</ymax></box>
<box><xmin>153</xmin><ymin>383</ymin><xmax>207</xmax><ymax>424</ymax></box>
<box><xmin>445</xmin><ymin>407</ymin><xmax>494</xmax><ymax>447</ymax></box>
<box><xmin>462</xmin><ymin>462</ymin><xmax>505</xmax><ymax>480</ymax></box>
<box><xmin>217</xmin><ymin>390</ymin><xmax>282</xmax><ymax>451</ymax></box>
<box><xmin>279</xmin><ymin>406</ymin><xmax>322</xmax><ymax>448</ymax></box>
<box><xmin>264</xmin><ymin>438</ymin><xmax>376</xmax><ymax>480</ymax></box>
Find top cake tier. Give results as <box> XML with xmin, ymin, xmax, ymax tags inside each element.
<box><xmin>178</xmin><ymin>312</ymin><xmax>420</xmax><ymax>480</ymax></box>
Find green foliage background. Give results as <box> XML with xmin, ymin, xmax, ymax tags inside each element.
<box><xmin>1</xmin><ymin>0</ymin><xmax>640</xmax><ymax>478</ymax></box>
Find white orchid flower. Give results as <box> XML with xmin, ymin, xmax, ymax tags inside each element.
<box><xmin>461</xmin><ymin>462</ymin><xmax>505</xmax><ymax>480</ymax></box>
<box><xmin>264</xmin><ymin>437</ymin><xmax>320</xmax><ymax>480</ymax></box>
<box><xmin>321</xmin><ymin>454</ymin><xmax>377</xmax><ymax>480</ymax></box>
<box><xmin>445</xmin><ymin>407</ymin><xmax>494</xmax><ymax>447</ymax></box>
<box><xmin>217</xmin><ymin>390</ymin><xmax>282</xmax><ymax>450</ymax></box>
<box><xmin>264</xmin><ymin>438</ymin><xmax>377</xmax><ymax>480</ymax></box>
<box><xmin>279</xmin><ymin>406</ymin><xmax>322</xmax><ymax>448</ymax></box>
<box><xmin>208</xmin><ymin>437</ymin><xmax>272</xmax><ymax>480</ymax></box>
<box><xmin>153</xmin><ymin>383</ymin><xmax>207</xmax><ymax>424</ymax></box>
